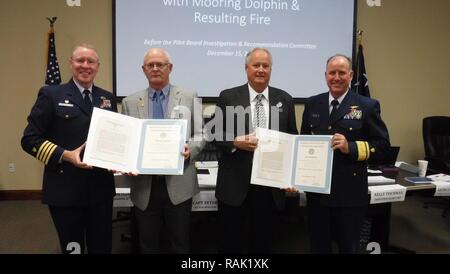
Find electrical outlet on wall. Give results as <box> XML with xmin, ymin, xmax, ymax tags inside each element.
<box><xmin>8</xmin><ymin>163</ymin><xmax>15</xmax><ymax>173</ymax></box>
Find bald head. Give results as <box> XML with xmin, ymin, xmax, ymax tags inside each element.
<box><xmin>71</xmin><ymin>43</ymin><xmax>99</xmax><ymax>62</ymax></box>
<box><xmin>245</xmin><ymin>48</ymin><xmax>272</xmax><ymax>92</ymax></box>
<box><xmin>143</xmin><ymin>48</ymin><xmax>172</xmax><ymax>65</ymax></box>
<box><xmin>142</xmin><ymin>48</ymin><xmax>173</xmax><ymax>90</ymax></box>
<box><xmin>69</xmin><ymin>43</ymin><xmax>100</xmax><ymax>89</ymax></box>
<box><xmin>325</xmin><ymin>54</ymin><xmax>354</xmax><ymax>98</ymax></box>
<box><xmin>326</xmin><ymin>54</ymin><xmax>352</xmax><ymax>71</ymax></box>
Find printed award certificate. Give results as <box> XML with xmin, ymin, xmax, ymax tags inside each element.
<box><xmin>251</xmin><ymin>128</ymin><xmax>333</xmax><ymax>194</ymax></box>
<box><xmin>83</xmin><ymin>107</ymin><xmax>187</xmax><ymax>175</ymax></box>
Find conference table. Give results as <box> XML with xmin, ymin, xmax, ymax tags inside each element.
<box><xmin>366</xmin><ymin>168</ymin><xmax>438</xmax><ymax>254</ymax></box>
<box><xmin>113</xmin><ymin>162</ymin><xmax>441</xmax><ymax>253</ymax></box>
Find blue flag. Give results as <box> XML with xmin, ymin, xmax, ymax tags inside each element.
<box><xmin>352</xmin><ymin>44</ymin><xmax>370</xmax><ymax>98</ymax></box>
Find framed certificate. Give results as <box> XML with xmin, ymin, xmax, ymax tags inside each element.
<box><xmin>292</xmin><ymin>135</ymin><xmax>334</xmax><ymax>194</ymax></box>
<box><xmin>83</xmin><ymin>107</ymin><xmax>187</xmax><ymax>175</ymax></box>
<box><xmin>251</xmin><ymin>128</ymin><xmax>333</xmax><ymax>194</ymax></box>
<box><xmin>251</xmin><ymin>129</ymin><xmax>295</xmax><ymax>189</ymax></box>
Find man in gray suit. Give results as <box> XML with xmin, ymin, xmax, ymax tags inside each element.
<box><xmin>122</xmin><ymin>48</ymin><xmax>204</xmax><ymax>253</ymax></box>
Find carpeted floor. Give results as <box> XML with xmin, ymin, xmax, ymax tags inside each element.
<box><xmin>0</xmin><ymin>193</ymin><xmax>448</xmax><ymax>254</ymax></box>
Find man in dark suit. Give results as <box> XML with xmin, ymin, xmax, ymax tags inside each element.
<box><xmin>212</xmin><ymin>48</ymin><xmax>298</xmax><ymax>253</ymax></box>
<box><xmin>300</xmin><ymin>54</ymin><xmax>390</xmax><ymax>253</ymax></box>
<box><xmin>21</xmin><ymin>44</ymin><xmax>117</xmax><ymax>254</ymax></box>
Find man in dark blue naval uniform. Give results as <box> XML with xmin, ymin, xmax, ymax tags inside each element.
<box><xmin>300</xmin><ymin>54</ymin><xmax>390</xmax><ymax>253</ymax></box>
<box><xmin>21</xmin><ymin>44</ymin><xmax>117</xmax><ymax>253</ymax></box>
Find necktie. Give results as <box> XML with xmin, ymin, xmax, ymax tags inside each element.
<box><xmin>153</xmin><ymin>91</ymin><xmax>164</xmax><ymax>119</ymax></box>
<box><xmin>253</xmin><ymin>94</ymin><xmax>266</xmax><ymax>128</ymax></box>
<box><xmin>83</xmin><ymin>90</ymin><xmax>93</xmax><ymax>111</ymax></box>
<box><xmin>329</xmin><ymin>99</ymin><xmax>339</xmax><ymax>123</ymax></box>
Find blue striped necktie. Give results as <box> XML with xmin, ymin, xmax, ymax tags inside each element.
<box><xmin>153</xmin><ymin>91</ymin><xmax>164</xmax><ymax>119</ymax></box>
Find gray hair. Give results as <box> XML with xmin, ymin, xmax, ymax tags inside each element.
<box><xmin>326</xmin><ymin>54</ymin><xmax>352</xmax><ymax>68</ymax></box>
<box><xmin>245</xmin><ymin>48</ymin><xmax>272</xmax><ymax>65</ymax></box>
<box><xmin>71</xmin><ymin>43</ymin><xmax>99</xmax><ymax>61</ymax></box>
<box><xmin>143</xmin><ymin>48</ymin><xmax>172</xmax><ymax>64</ymax></box>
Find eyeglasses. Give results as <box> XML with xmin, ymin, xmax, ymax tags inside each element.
<box><xmin>250</xmin><ymin>63</ymin><xmax>271</xmax><ymax>71</ymax></box>
<box><xmin>72</xmin><ymin>57</ymin><xmax>98</xmax><ymax>66</ymax></box>
<box><xmin>144</xmin><ymin>63</ymin><xmax>170</xmax><ymax>70</ymax></box>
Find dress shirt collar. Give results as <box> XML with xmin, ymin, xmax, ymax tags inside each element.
<box><xmin>73</xmin><ymin>78</ymin><xmax>93</xmax><ymax>95</ymax></box>
<box><xmin>148</xmin><ymin>84</ymin><xmax>170</xmax><ymax>100</ymax></box>
<box><xmin>329</xmin><ymin>89</ymin><xmax>349</xmax><ymax>106</ymax></box>
<box><xmin>248</xmin><ymin>84</ymin><xmax>269</xmax><ymax>103</ymax></box>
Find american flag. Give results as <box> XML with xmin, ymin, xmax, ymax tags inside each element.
<box><xmin>45</xmin><ymin>29</ymin><xmax>61</xmax><ymax>85</ymax></box>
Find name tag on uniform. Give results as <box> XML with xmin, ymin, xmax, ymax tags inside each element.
<box><xmin>58</xmin><ymin>103</ymin><xmax>74</xmax><ymax>107</ymax></box>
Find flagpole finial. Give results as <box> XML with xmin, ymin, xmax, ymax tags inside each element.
<box><xmin>357</xmin><ymin>29</ymin><xmax>364</xmax><ymax>45</ymax></box>
<box><xmin>45</xmin><ymin>17</ymin><xmax>62</xmax><ymax>86</ymax></box>
<box><xmin>46</xmin><ymin>17</ymin><xmax>58</xmax><ymax>31</ymax></box>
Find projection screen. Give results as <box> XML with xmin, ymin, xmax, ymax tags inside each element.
<box><xmin>114</xmin><ymin>0</ymin><xmax>356</xmax><ymax>100</ymax></box>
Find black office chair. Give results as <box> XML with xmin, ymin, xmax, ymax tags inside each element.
<box><xmin>112</xmin><ymin>187</ymin><xmax>139</xmax><ymax>253</ymax></box>
<box><xmin>196</xmin><ymin>114</ymin><xmax>222</xmax><ymax>162</ymax></box>
<box><xmin>422</xmin><ymin>116</ymin><xmax>450</xmax><ymax>218</ymax></box>
<box><xmin>196</xmin><ymin>141</ymin><xmax>222</xmax><ymax>162</ymax></box>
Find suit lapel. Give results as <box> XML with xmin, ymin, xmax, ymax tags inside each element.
<box><xmin>136</xmin><ymin>90</ymin><xmax>148</xmax><ymax>119</ymax></box>
<box><xmin>91</xmin><ymin>86</ymin><xmax>103</xmax><ymax>111</ymax></box>
<box><xmin>268</xmin><ymin>87</ymin><xmax>280</xmax><ymax>129</ymax></box>
<box><xmin>238</xmin><ymin>85</ymin><xmax>251</xmax><ymax>133</ymax></box>
<box><xmin>65</xmin><ymin>80</ymin><xmax>91</xmax><ymax>116</ymax></box>
<box><xmin>166</xmin><ymin>85</ymin><xmax>182</xmax><ymax>118</ymax></box>
<box><xmin>239</xmin><ymin>84</ymin><xmax>251</xmax><ymax>108</ymax></box>
<box><xmin>316</xmin><ymin>93</ymin><xmax>330</xmax><ymax>126</ymax></box>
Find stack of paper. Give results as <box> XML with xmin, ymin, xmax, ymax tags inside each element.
<box><xmin>427</xmin><ymin>174</ymin><xmax>450</xmax><ymax>196</ymax></box>
<box><xmin>404</xmin><ymin>177</ymin><xmax>433</xmax><ymax>184</ymax></box>
<box><xmin>368</xmin><ymin>176</ymin><xmax>396</xmax><ymax>185</ymax></box>
<box><xmin>195</xmin><ymin>161</ymin><xmax>218</xmax><ymax>169</ymax></box>
<box><xmin>427</xmin><ymin>173</ymin><xmax>450</xmax><ymax>182</ymax></box>
<box><xmin>197</xmin><ymin>168</ymin><xmax>218</xmax><ymax>187</ymax></box>
<box><xmin>368</xmin><ymin>169</ymin><xmax>383</xmax><ymax>174</ymax></box>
